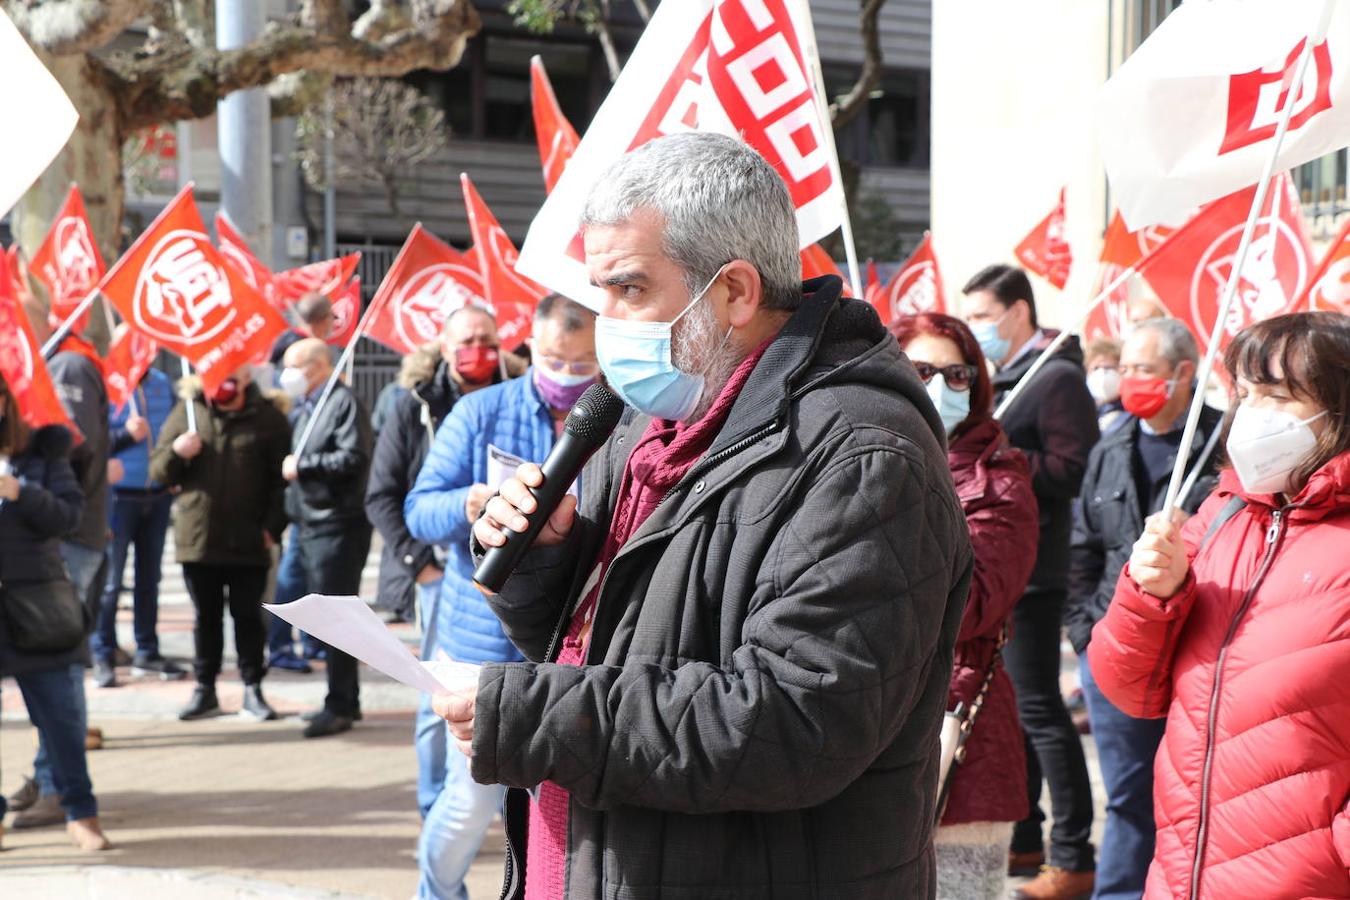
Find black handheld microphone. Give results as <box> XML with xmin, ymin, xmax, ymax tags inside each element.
<box><xmin>473</xmin><ymin>383</ymin><xmax>625</xmax><ymax>594</ymax></box>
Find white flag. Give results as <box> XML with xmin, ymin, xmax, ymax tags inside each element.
<box><xmin>516</xmin><ymin>0</ymin><xmax>844</xmax><ymax>309</ymax></box>
<box><xmin>0</xmin><ymin>10</ymin><xmax>78</xmax><ymax>219</ymax></box>
<box><xmin>1096</xmin><ymin>0</ymin><xmax>1350</xmax><ymax>230</ymax></box>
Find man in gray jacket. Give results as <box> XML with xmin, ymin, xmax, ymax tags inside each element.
<box><xmin>441</xmin><ymin>133</ymin><xmax>973</xmax><ymax>899</ymax></box>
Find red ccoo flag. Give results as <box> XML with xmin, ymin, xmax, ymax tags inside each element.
<box><xmin>531</xmin><ymin>56</ymin><xmax>581</xmax><ymax>195</ymax></box>
<box><xmin>364</xmin><ymin>224</ymin><xmax>488</xmax><ymax>355</ymax></box>
<box><xmin>1289</xmin><ymin>218</ymin><xmax>1350</xmax><ymax>315</ymax></box>
<box><xmin>215</xmin><ymin>212</ymin><xmax>279</xmax><ymax>312</ymax></box>
<box><xmin>327</xmin><ymin>277</ymin><xmax>361</xmax><ymax>348</ymax></box>
<box><xmin>104</xmin><ymin>326</ymin><xmax>160</xmax><ymax>412</ymax></box>
<box><xmin>1083</xmin><ymin>212</ymin><xmax>1176</xmax><ymax>341</ymax></box>
<box><xmin>461</xmin><ymin>174</ymin><xmax>546</xmax><ymax>350</ymax></box>
<box><xmin>97</xmin><ymin>185</ymin><xmax>290</xmax><ymax>394</ymax></box>
<box><xmin>0</xmin><ymin>249</ymin><xmax>79</xmax><ymax>435</ymax></box>
<box><xmin>1015</xmin><ymin>188</ymin><xmax>1073</xmax><ymax>290</ymax></box>
<box><xmin>30</xmin><ymin>184</ymin><xmax>107</xmax><ymax>320</ymax></box>
<box><xmin>872</xmin><ymin>234</ymin><xmax>947</xmax><ymax>324</ymax></box>
<box><xmin>1137</xmin><ymin>174</ymin><xmax>1314</xmax><ymax>357</ymax></box>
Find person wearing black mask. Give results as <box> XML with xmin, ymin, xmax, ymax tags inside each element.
<box><xmin>150</xmin><ymin>364</ymin><xmax>291</xmax><ymax>722</ymax></box>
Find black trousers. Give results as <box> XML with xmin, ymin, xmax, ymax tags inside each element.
<box><xmin>1005</xmin><ymin>587</ymin><xmax>1096</xmax><ymax>872</ymax></box>
<box><xmin>294</xmin><ymin>520</ymin><xmax>372</xmax><ymax>717</ymax></box>
<box><xmin>183</xmin><ymin>563</ymin><xmax>269</xmax><ymax>687</ymax></box>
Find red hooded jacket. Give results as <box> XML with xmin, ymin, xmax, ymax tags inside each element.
<box><xmin>1090</xmin><ymin>451</ymin><xmax>1350</xmax><ymax>899</ymax></box>
<box><xmin>941</xmin><ymin>418</ymin><xmax>1038</xmax><ymax>826</ymax></box>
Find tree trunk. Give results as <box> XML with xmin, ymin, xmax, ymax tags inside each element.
<box><xmin>11</xmin><ymin>52</ymin><xmax>124</xmax><ymax>347</ymax></box>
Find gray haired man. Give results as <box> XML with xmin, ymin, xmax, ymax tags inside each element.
<box><xmin>436</xmin><ymin>131</ymin><xmax>973</xmax><ymax>898</ymax></box>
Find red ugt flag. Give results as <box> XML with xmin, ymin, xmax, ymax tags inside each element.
<box><xmin>30</xmin><ymin>184</ymin><xmax>107</xmax><ymax>320</ymax></box>
<box><xmin>872</xmin><ymin>233</ymin><xmax>947</xmax><ymax>324</ymax></box>
<box><xmin>461</xmin><ymin>174</ymin><xmax>545</xmax><ymax>350</ymax></box>
<box><xmin>273</xmin><ymin>253</ymin><xmax>361</xmax><ymax>309</ymax></box>
<box><xmin>105</xmin><ymin>327</ymin><xmax>160</xmax><ymax>412</ymax></box>
<box><xmin>1015</xmin><ymin>188</ymin><xmax>1073</xmax><ymax>290</ymax></box>
<box><xmin>364</xmin><ymin>224</ymin><xmax>488</xmax><ymax>355</ymax></box>
<box><xmin>215</xmin><ymin>212</ymin><xmax>279</xmax><ymax>312</ymax></box>
<box><xmin>531</xmin><ymin>56</ymin><xmax>581</xmax><ymax>195</ymax></box>
<box><xmin>0</xmin><ymin>250</ymin><xmax>79</xmax><ymax>435</ymax></box>
<box><xmin>1137</xmin><ymin>174</ymin><xmax>1314</xmax><ymax>356</ymax></box>
<box><xmin>97</xmin><ymin>186</ymin><xmax>290</xmax><ymax>394</ymax></box>
<box><xmin>801</xmin><ymin>243</ymin><xmax>845</xmax><ymax>285</ymax></box>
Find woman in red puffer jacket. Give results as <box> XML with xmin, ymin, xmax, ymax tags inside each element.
<box><xmin>895</xmin><ymin>313</ymin><xmax>1038</xmax><ymax>900</ymax></box>
<box><xmin>1090</xmin><ymin>312</ymin><xmax>1350</xmax><ymax>900</ymax></box>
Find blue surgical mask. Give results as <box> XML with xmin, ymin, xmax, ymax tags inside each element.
<box><xmin>926</xmin><ymin>374</ymin><xmax>971</xmax><ymax>435</ymax></box>
<box><xmin>969</xmin><ymin>316</ymin><xmax>1010</xmax><ymax>364</ymax></box>
<box><xmin>595</xmin><ymin>267</ymin><xmax>728</xmax><ymax>421</ymax></box>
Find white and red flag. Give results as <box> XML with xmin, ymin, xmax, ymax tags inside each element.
<box><xmin>0</xmin><ymin>248</ymin><xmax>78</xmax><ymax>435</ymax></box>
<box><xmin>871</xmin><ymin>233</ymin><xmax>947</xmax><ymax>324</ymax></box>
<box><xmin>30</xmin><ymin>184</ymin><xmax>107</xmax><ymax>320</ymax></box>
<box><xmin>516</xmin><ymin>0</ymin><xmax>845</xmax><ymax>307</ymax></box>
<box><xmin>0</xmin><ymin>9</ymin><xmax>78</xmax><ymax>219</ymax></box>
<box><xmin>1082</xmin><ymin>212</ymin><xmax>1176</xmax><ymax>341</ymax></box>
<box><xmin>215</xmin><ymin>212</ymin><xmax>279</xmax><ymax>311</ymax></box>
<box><xmin>1097</xmin><ymin>0</ymin><xmax>1350</xmax><ymax>229</ymax></box>
<box><xmin>364</xmin><ymin>224</ymin><xmax>487</xmax><ymax>355</ymax></box>
<box><xmin>1136</xmin><ymin>174</ymin><xmax>1314</xmax><ymax>356</ymax></box>
<box><xmin>97</xmin><ymin>185</ymin><xmax>289</xmax><ymax>393</ymax></box>
<box><xmin>1014</xmin><ymin>188</ymin><xmax>1073</xmax><ymax>291</ymax></box>
<box><xmin>272</xmin><ymin>253</ymin><xmax>361</xmax><ymax>309</ymax></box>
<box><xmin>104</xmin><ymin>327</ymin><xmax>160</xmax><ymax>412</ymax></box>
<box><xmin>461</xmin><ymin>174</ymin><xmax>546</xmax><ymax>350</ymax></box>
<box><xmin>532</xmin><ymin>56</ymin><xmax>582</xmax><ymax>194</ymax></box>
<box><xmin>327</xmin><ymin>277</ymin><xmax>361</xmax><ymax>348</ymax></box>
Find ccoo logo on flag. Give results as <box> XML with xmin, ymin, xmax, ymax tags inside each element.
<box><xmin>133</xmin><ymin>230</ymin><xmax>236</xmax><ymax>345</ymax></box>
<box><xmin>42</xmin><ymin>216</ymin><xmax>101</xmax><ymax>304</ymax></box>
<box><xmin>1221</xmin><ymin>38</ymin><xmax>1335</xmax><ymax>156</ymax></box>
<box><xmin>392</xmin><ymin>264</ymin><xmax>482</xmax><ymax>349</ymax></box>
<box><xmin>1191</xmin><ymin>219</ymin><xmax>1310</xmax><ymax>341</ymax></box>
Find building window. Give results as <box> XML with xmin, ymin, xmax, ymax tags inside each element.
<box><xmin>827</xmin><ymin>68</ymin><xmax>929</xmax><ymax>170</ymax></box>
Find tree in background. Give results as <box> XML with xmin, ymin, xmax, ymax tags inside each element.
<box><xmin>4</xmin><ymin>0</ymin><xmax>481</xmax><ymax>266</ymax></box>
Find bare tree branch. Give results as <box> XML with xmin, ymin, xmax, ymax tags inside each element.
<box><xmin>5</xmin><ymin>0</ymin><xmax>154</xmax><ymax>56</ymax></box>
<box><xmin>301</xmin><ymin>0</ymin><xmax>349</xmax><ymax>35</ymax></box>
<box><xmin>593</xmin><ymin>0</ymin><xmax>621</xmax><ymax>82</ymax></box>
<box><xmin>108</xmin><ymin>3</ymin><xmax>481</xmax><ymax>131</ymax></box>
<box><xmin>170</xmin><ymin>0</ymin><xmax>214</xmax><ymax>47</ymax></box>
<box><xmin>830</xmin><ymin>0</ymin><xmax>884</xmax><ymax>129</ymax></box>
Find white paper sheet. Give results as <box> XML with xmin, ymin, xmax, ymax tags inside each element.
<box><xmin>263</xmin><ymin>593</ymin><xmax>479</xmax><ymax>694</ymax></box>
<box><xmin>0</xmin><ymin>11</ymin><xmax>79</xmax><ymax>218</ymax></box>
<box><xmin>487</xmin><ymin>443</ymin><xmax>578</xmax><ymax>498</ymax></box>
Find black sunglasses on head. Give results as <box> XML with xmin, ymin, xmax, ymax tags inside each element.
<box><xmin>912</xmin><ymin>362</ymin><xmax>979</xmax><ymax>392</ymax></box>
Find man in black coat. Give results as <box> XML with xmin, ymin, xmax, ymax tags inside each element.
<box><xmin>1066</xmin><ymin>318</ymin><xmax>1221</xmax><ymax>899</ymax></box>
<box><xmin>279</xmin><ymin>338</ymin><xmax>373</xmax><ymax>738</ymax></box>
<box><xmin>962</xmin><ymin>264</ymin><xmax>1101</xmax><ymax>897</ymax></box>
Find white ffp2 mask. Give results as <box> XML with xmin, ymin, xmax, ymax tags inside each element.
<box><xmin>1225</xmin><ymin>404</ymin><xmax>1328</xmax><ymax>495</ymax></box>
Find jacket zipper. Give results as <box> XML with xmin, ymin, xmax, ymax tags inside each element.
<box><xmin>1188</xmin><ymin>506</ymin><xmax>1287</xmax><ymax>900</ymax></box>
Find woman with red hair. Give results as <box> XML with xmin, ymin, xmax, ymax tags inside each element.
<box><xmin>892</xmin><ymin>313</ymin><xmax>1040</xmax><ymax>899</ymax></box>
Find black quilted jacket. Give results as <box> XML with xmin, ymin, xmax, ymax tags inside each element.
<box><xmin>471</xmin><ymin>278</ymin><xmax>974</xmax><ymax>900</ymax></box>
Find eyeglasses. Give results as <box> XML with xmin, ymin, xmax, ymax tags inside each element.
<box><xmin>912</xmin><ymin>362</ymin><xmax>979</xmax><ymax>392</ymax></box>
<box><xmin>536</xmin><ymin>355</ymin><xmax>600</xmax><ymax>377</ymax></box>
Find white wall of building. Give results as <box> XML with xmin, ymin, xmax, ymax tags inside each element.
<box><xmin>931</xmin><ymin>1</ymin><xmax>1112</xmax><ymax>328</ymax></box>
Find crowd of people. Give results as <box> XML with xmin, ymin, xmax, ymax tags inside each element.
<box><xmin>1</xmin><ymin>131</ymin><xmax>1349</xmax><ymax>900</ymax></box>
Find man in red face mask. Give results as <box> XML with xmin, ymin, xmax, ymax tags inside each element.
<box><xmin>441</xmin><ymin>306</ymin><xmax>505</xmax><ymax>392</ymax></box>
<box><xmin>1064</xmin><ymin>317</ymin><xmax>1223</xmax><ymax>900</ymax></box>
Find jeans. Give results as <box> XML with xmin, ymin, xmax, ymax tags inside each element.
<box><xmin>183</xmin><ymin>563</ymin><xmax>269</xmax><ymax>686</ymax></box>
<box><xmin>418</xmin><ymin>744</ymin><xmax>506</xmax><ymax>900</ymax></box>
<box><xmin>416</xmin><ymin>580</ymin><xmax>448</xmax><ymax>817</ymax></box>
<box><xmin>293</xmin><ymin>521</ymin><xmax>371</xmax><ymax>717</ymax></box>
<box><xmin>267</xmin><ymin>530</ymin><xmax>320</xmax><ymax>657</ymax></box>
<box><xmin>93</xmin><ymin>490</ymin><xmax>173</xmax><ymax>661</ymax></box>
<box><xmin>9</xmin><ymin>665</ymin><xmax>99</xmax><ymax>820</ymax></box>
<box><xmin>35</xmin><ymin>542</ymin><xmax>103</xmax><ymax>798</ymax></box>
<box><xmin>1005</xmin><ymin>588</ymin><xmax>1096</xmax><ymax>872</ymax></box>
<box><xmin>1080</xmin><ymin>652</ymin><xmax>1166</xmax><ymax>900</ymax></box>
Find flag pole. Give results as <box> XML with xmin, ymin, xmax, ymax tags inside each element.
<box><xmin>1160</xmin><ymin>0</ymin><xmax>1334</xmax><ymax>515</ymax></box>
<box><xmin>292</xmin><ymin>285</ymin><xmax>389</xmax><ymax>458</ymax></box>
<box><xmin>993</xmin><ymin>263</ymin><xmax>1137</xmax><ymax>419</ymax></box>
<box><xmin>39</xmin><ymin>288</ymin><xmax>100</xmax><ymax>359</ymax></box>
<box><xmin>795</xmin><ymin>0</ymin><xmax>864</xmax><ymax>298</ymax></box>
<box><xmin>180</xmin><ymin>356</ymin><xmax>197</xmax><ymax>433</ymax></box>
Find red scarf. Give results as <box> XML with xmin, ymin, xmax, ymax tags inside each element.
<box><xmin>57</xmin><ymin>333</ymin><xmax>109</xmax><ymax>380</ymax></box>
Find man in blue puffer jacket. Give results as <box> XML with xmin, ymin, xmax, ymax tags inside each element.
<box><xmin>405</xmin><ymin>294</ymin><xmax>595</xmax><ymax>900</ymax></box>
<box><xmin>92</xmin><ymin>365</ymin><xmax>184</xmax><ymax>688</ymax></box>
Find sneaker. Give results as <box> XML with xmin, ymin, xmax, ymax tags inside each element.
<box><xmin>93</xmin><ymin>659</ymin><xmax>117</xmax><ymax>689</ymax></box>
<box><xmin>132</xmin><ymin>653</ymin><xmax>188</xmax><ymax>680</ymax></box>
<box><xmin>1011</xmin><ymin>866</ymin><xmax>1095</xmax><ymax>900</ymax></box>
<box><xmin>7</xmin><ymin>776</ymin><xmax>39</xmax><ymax>812</ymax></box>
<box><xmin>300</xmin><ymin>707</ymin><xmax>363</xmax><ymax>722</ymax></box>
<box><xmin>302</xmin><ymin>710</ymin><xmax>354</xmax><ymax>738</ymax></box>
<box><xmin>12</xmin><ymin>792</ymin><xmax>64</xmax><ymax>828</ymax></box>
<box><xmin>178</xmin><ymin>685</ymin><xmax>221</xmax><ymax>721</ymax></box>
<box><xmin>240</xmin><ymin>684</ymin><xmax>278</xmax><ymax>722</ymax></box>
<box><xmin>268</xmin><ymin>650</ymin><xmax>313</xmax><ymax>674</ymax></box>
